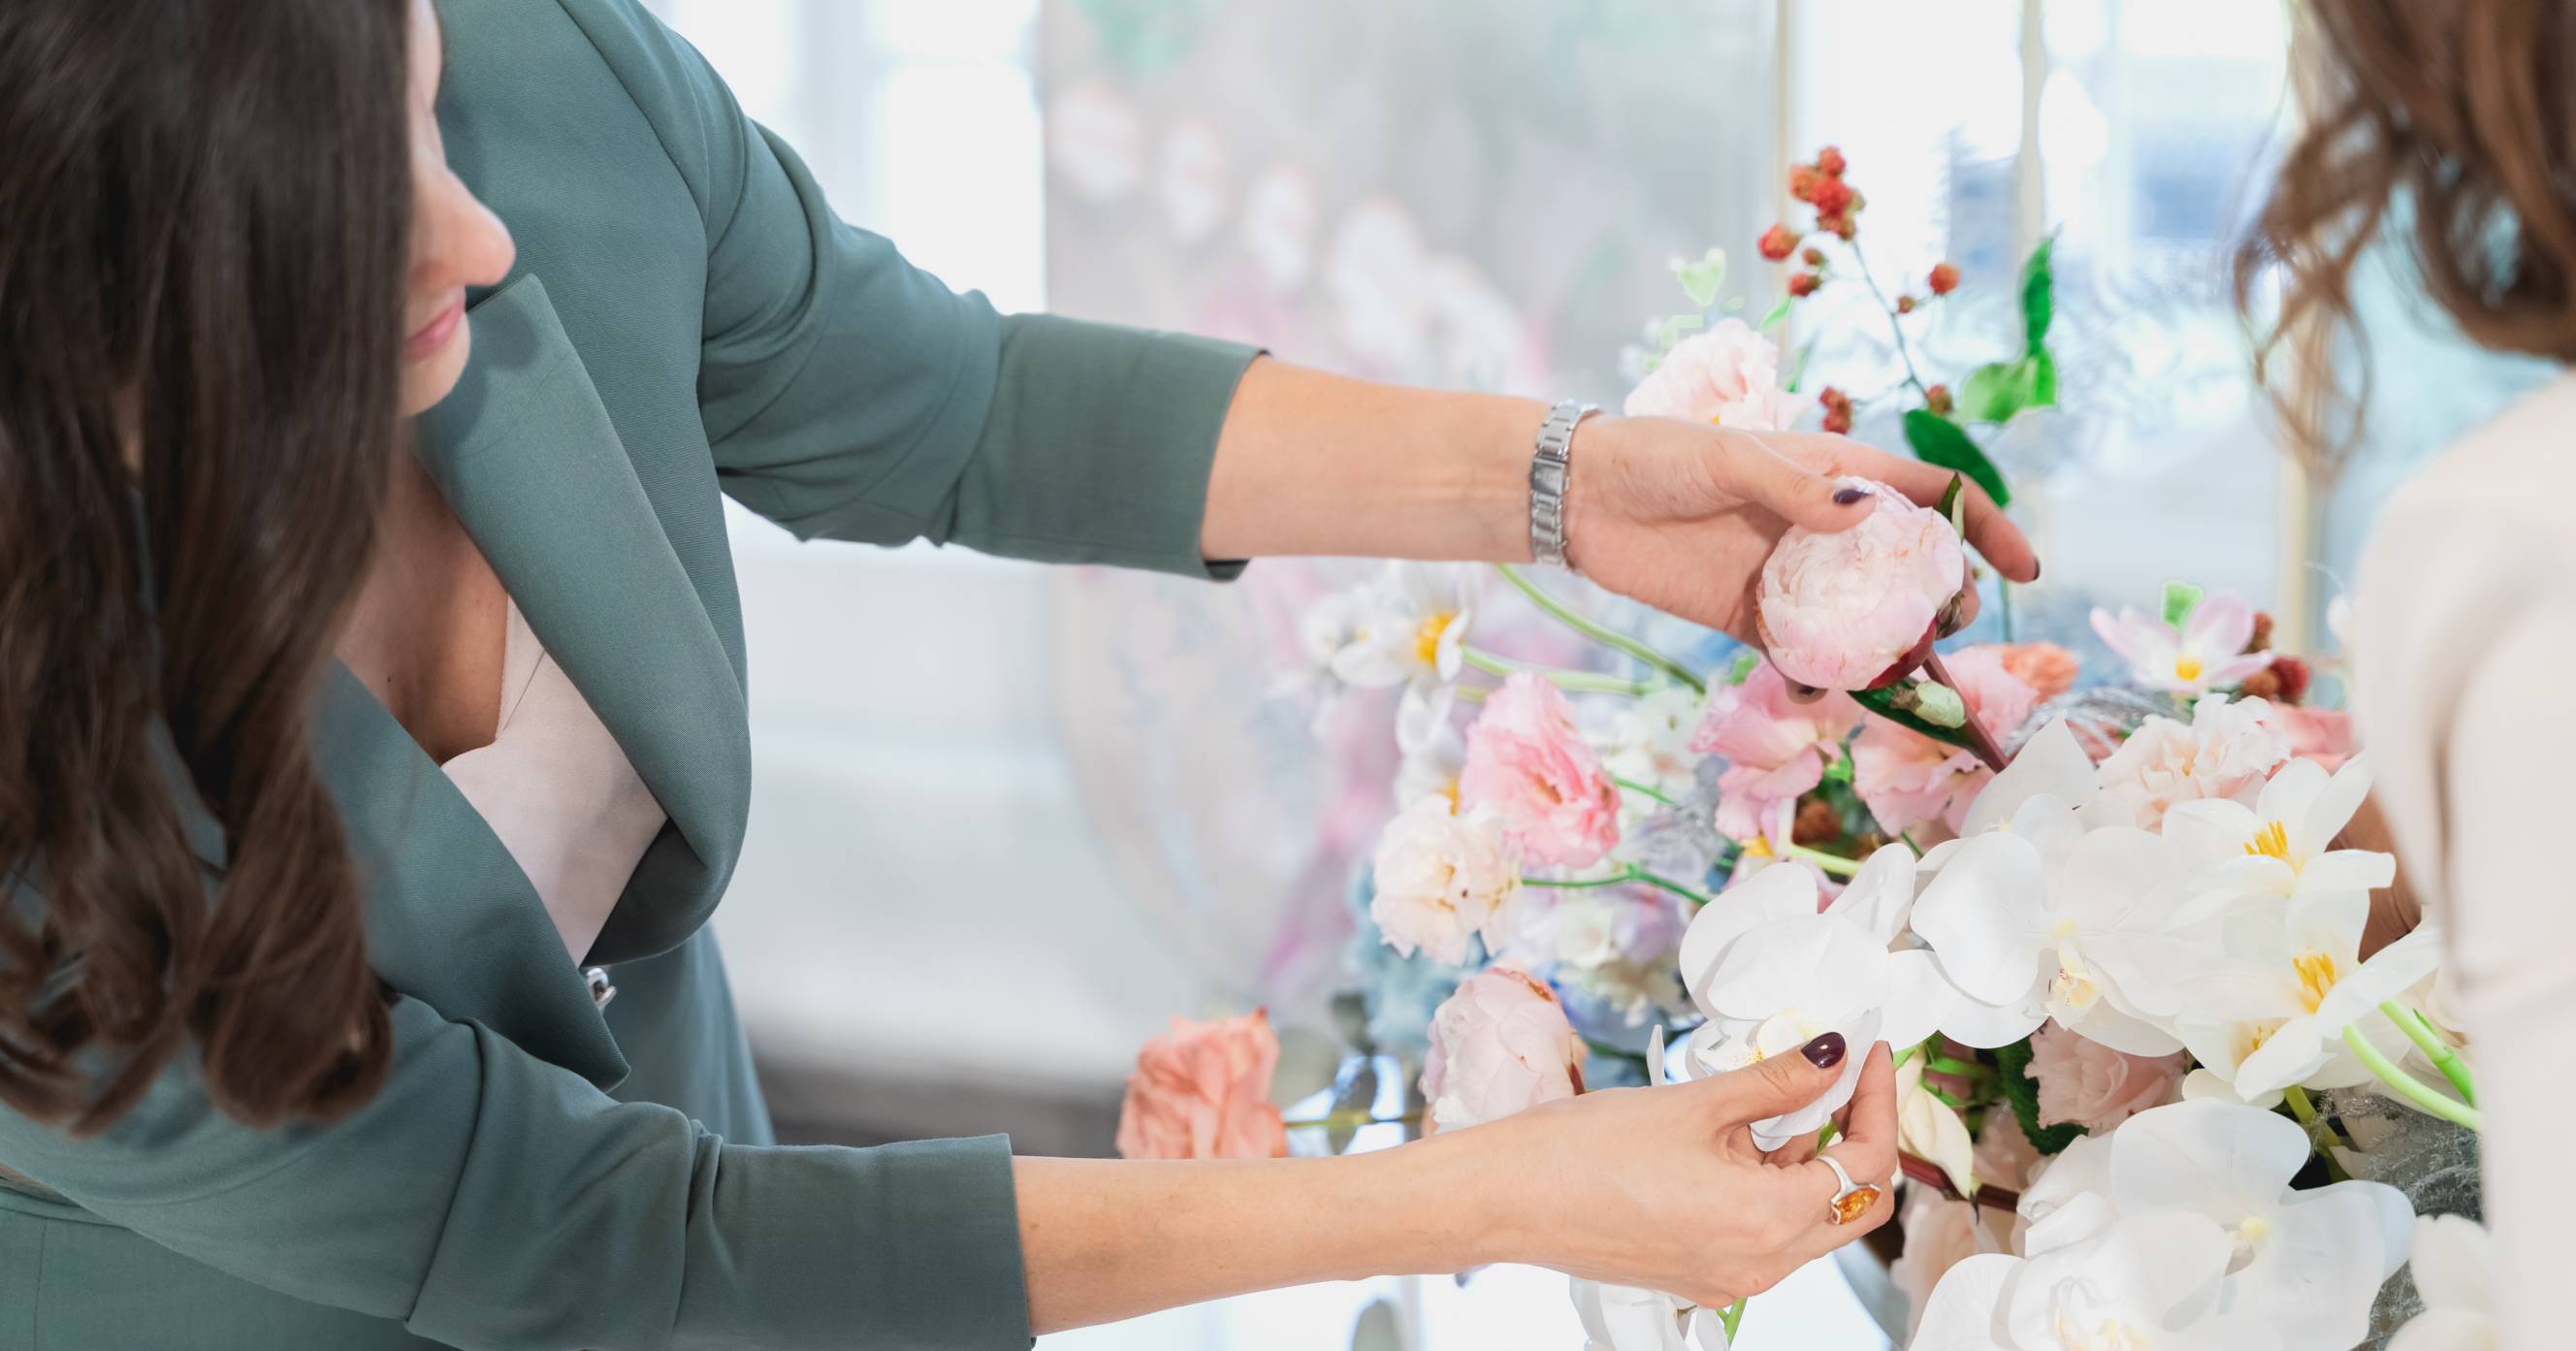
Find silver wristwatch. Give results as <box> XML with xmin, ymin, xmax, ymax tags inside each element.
<box><xmin>1529</xmin><ymin>399</ymin><xmax>1597</xmax><ymax>569</ymax></box>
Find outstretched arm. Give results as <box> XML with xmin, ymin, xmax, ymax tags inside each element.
<box><xmin>1202</xmin><ymin>358</ymin><xmax>2040</xmax><ymax>643</ymax></box>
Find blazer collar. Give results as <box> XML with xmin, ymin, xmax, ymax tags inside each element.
<box><xmin>326</xmin><ymin>273</ymin><xmax>751</xmax><ymax>1083</ymax></box>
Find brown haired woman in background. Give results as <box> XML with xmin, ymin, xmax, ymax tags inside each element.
<box><xmin>2243</xmin><ymin>3</ymin><xmax>2576</xmax><ymax>1341</ymax></box>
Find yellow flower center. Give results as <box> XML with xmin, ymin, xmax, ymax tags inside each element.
<box><xmin>1413</xmin><ymin>611</ymin><xmax>1455</xmax><ymax>667</ymax></box>
<box><xmin>2293</xmin><ymin>949</ymin><xmax>2338</xmax><ymax>1014</ymax></box>
<box><xmin>2174</xmin><ymin>656</ymin><xmax>2205</xmax><ymax>684</ymax></box>
<box><xmin>1440</xmin><ymin>777</ymin><xmax>1461</xmax><ymax>811</ymax></box>
<box><xmin>2245</xmin><ymin>820</ymin><xmax>2295</xmax><ymax>865</ymax></box>
<box><xmin>1741</xmin><ymin>836</ymin><xmax>1775</xmax><ymax>860</ymax></box>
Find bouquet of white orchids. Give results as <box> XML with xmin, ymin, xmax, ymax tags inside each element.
<box><xmin>1279</xmin><ymin>188</ymin><xmax>2485</xmax><ymax>1350</ymax></box>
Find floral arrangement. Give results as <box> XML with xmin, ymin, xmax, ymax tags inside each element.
<box><xmin>1113</xmin><ymin>148</ymin><xmax>2485</xmax><ymax>1351</ymax></box>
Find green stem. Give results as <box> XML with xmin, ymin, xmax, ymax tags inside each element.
<box><xmin>1612</xmin><ymin>776</ymin><xmax>1681</xmax><ymax>808</ymax></box>
<box><xmin>2282</xmin><ymin>1086</ymin><xmax>2353</xmax><ymax>1182</ymax></box>
<box><xmin>1521</xmin><ymin>872</ymin><xmax>1635</xmax><ymax>890</ymax></box>
<box><xmin>1584</xmin><ymin>1037</ymin><xmax>1653</xmax><ymax>1068</ymax></box>
<box><xmin>1494</xmin><ymin>564</ymin><xmax>1706</xmax><ymax>694</ymax></box>
<box><xmin>1816</xmin><ymin>1121</ymin><xmax>1840</xmax><ymax>1151</ymax></box>
<box><xmin>1523</xmin><ymin>864</ymin><xmax>1714</xmax><ymax>909</ymax></box>
<box><xmin>1781</xmin><ymin>843</ymin><xmax>1860</xmax><ymax>878</ymax></box>
<box><xmin>1629</xmin><ymin>866</ymin><xmax>1717</xmax><ymax>910</ymax></box>
<box><xmin>1720</xmin><ymin>1299</ymin><xmax>1747</xmax><ymax>1341</ymax></box>
<box><xmin>1846</xmin><ymin>237</ymin><xmax>1930</xmax><ymax>397</ymax></box>
<box><xmin>2382</xmin><ymin>1002</ymin><xmax>2476</xmax><ymax>1106</ymax></box>
<box><xmin>1279</xmin><ymin>1110</ymin><xmax>1422</xmax><ymax>1130</ymax></box>
<box><xmin>2341</xmin><ymin>1024</ymin><xmax>2482</xmax><ymax>1132</ymax></box>
<box><xmin>1462</xmin><ymin>645</ymin><xmax>1657</xmax><ymax>697</ymax></box>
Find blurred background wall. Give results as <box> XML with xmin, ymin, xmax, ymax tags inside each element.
<box><xmin>631</xmin><ymin>0</ymin><xmax>2546</xmax><ymax>1160</ymax></box>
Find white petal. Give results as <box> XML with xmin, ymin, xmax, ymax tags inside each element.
<box><xmin>1396</xmin><ymin>681</ymin><xmax>1459</xmax><ymax>753</ymax></box>
<box><xmin>2408</xmin><ymin>1214</ymin><xmax>2493</xmax><ymax>1312</ymax></box>
<box><xmin>1880</xmin><ymin>948</ymin><xmax>1962</xmax><ymax>1049</ymax></box>
<box><xmin>1963</xmin><ymin>719</ymin><xmax>2096</xmax><ymax>835</ymax></box>
<box><xmin>2021</xmin><ymin>1188</ymin><xmax>2118</xmax><ymax>1258</ymax></box>
<box><xmin>1908</xmin><ymin>1252</ymin><xmax>2020</xmax><ymax>1351</ymax></box>
<box><xmin>2296</xmin><ymin>850</ymin><xmax>2399</xmax><ymax>896</ymax></box>
<box><xmin>1937</xmin><ymin>988</ymin><xmax>2048</xmax><ymax>1049</ymax></box>
<box><xmin>1824</xmin><ymin>842</ymin><xmax>1920</xmax><ymax>941</ymax></box>
<box><xmin>1569</xmin><ymin>1278</ymin><xmax>1691</xmax><ymax>1351</ymax></box>
<box><xmin>2315</xmin><ymin>934</ymin><xmax>2447</xmax><ymax>1037</ymax></box>
<box><xmin>2231</xmin><ymin>1184</ymin><xmax>2408</xmax><ymax>1351</ymax></box>
<box><xmin>2387</xmin><ymin>1308</ymin><xmax>2500</xmax><ymax>1351</ymax></box>
<box><xmin>1751</xmin><ymin>1007</ymin><xmax>1881</xmax><ymax>1150</ymax></box>
<box><xmin>1646</xmin><ymin>1024</ymin><xmax>1669</xmax><ymax>1088</ymax></box>
<box><xmin>1677</xmin><ymin>865</ymin><xmax>1818</xmax><ymax>1016</ymax></box>
<box><xmin>2181</xmin><ymin>1066</ymin><xmax>2285</xmax><ymax>1111</ymax></box>
<box><xmin>2294</xmin><ymin>753</ymin><xmax>2375</xmax><ymax>857</ymax></box>
<box><xmin>2106</xmin><ymin>1100</ymin><xmax>2308</xmax><ymax>1217</ymax></box>
<box><xmin>2007</xmin><ymin>1211</ymin><xmax>2232</xmax><ymax>1347</ymax></box>
<box><xmin>1702</xmin><ymin>917</ymin><xmax>1887</xmax><ymax>1020</ymax></box>
<box><xmin>1911</xmin><ymin>834</ymin><xmax>2050</xmax><ymax>1007</ymax></box>
<box><xmin>2058</xmin><ymin>1000</ymin><xmax>2186</xmax><ymax>1057</ymax></box>
<box><xmin>2164</xmin><ymin>797</ymin><xmax>2262</xmax><ymax>866</ymax></box>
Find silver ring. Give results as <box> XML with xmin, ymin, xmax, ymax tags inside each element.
<box><xmin>1819</xmin><ymin>1152</ymin><xmax>1882</xmax><ymax>1227</ymax></box>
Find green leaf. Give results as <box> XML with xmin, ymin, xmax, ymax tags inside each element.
<box><xmin>1957</xmin><ymin>360</ymin><xmax>2026</xmax><ymax>424</ymax></box>
<box><xmin>2162</xmin><ymin>581</ymin><xmax>2206</xmax><ymax>628</ymax></box>
<box><xmin>1755</xmin><ymin>293</ymin><xmax>1793</xmax><ymax>334</ymax></box>
<box><xmin>2019</xmin><ymin>233</ymin><xmax>2057</xmax><ymax>350</ymax></box>
<box><xmin>2027</xmin><ymin>348</ymin><xmax>2058</xmax><ymax>408</ymax></box>
<box><xmin>1852</xmin><ymin>684</ymin><xmax>1984</xmax><ymax>759</ymax></box>
<box><xmin>1785</xmin><ymin>336</ymin><xmax>1817</xmax><ymax>393</ymax></box>
<box><xmin>1937</xmin><ymin>472</ymin><xmax>1965</xmax><ymax>530</ymax></box>
<box><xmin>1671</xmin><ymin>246</ymin><xmax>1728</xmax><ymax>308</ymax></box>
<box><xmin>1726</xmin><ymin>648</ymin><xmax>1762</xmax><ymax>685</ymax></box>
<box><xmin>1903</xmin><ymin>409</ymin><xmax>2012</xmax><ymax>507</ymax></box>
<box><xmin>1994</xmin><ymin>1037</ymin><xmax>2087</xmax><ymax>1155</ymax></box>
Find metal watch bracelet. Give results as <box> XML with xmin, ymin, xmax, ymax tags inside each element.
<box><xmin>1529</xmin><ymin>399</ymin><xmax>1597</xmax><ymax>569</ymax></box>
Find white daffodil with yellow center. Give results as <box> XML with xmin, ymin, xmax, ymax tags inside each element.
<box><xmin>2173</xmin><ymin>891</ymin><xmax>2443</xmax><ymax>1102</ymax></box>
<box><xmin>1674</xmin><ymin>844</ymin><xmax>1952</xmax><ymax>1148</ymax></box>
<box><xmin>2162</xmin><ymin>755</ymin><xmax>2395</xmax><ymax>909</ymax></box>
<box><xmin>1331</xmin><ymin>561</ymin><xmax>1482</xmax><ymax>751</ymax></box>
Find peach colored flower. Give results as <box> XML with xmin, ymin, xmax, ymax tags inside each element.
<box><xmin>1851</xmin><ymin>646</ymin><xmax>2037</xmax><ymax>837</ymax></box>
<box><xmin>2094</xmin><ymin>694</ymin><xmax>2290</xmax><ymax>831</ymax></box>
<box><xmin>1690</xmin><ymin>659</ymin><xmax>1861</xmax><ymax>843</ymax></box>
<box><xmin>1995</xmin><ymin>642</ymin><xmax>2079</xmax><ymax>699</ymax></box>
<box><xmin>2027</xmin><ymin>1020</ymin><xmax>2188</xmax><ymax>1135</ymax></box>
<box><xmin>1622</xmin><ymin>317</ymin><xmax>1815</xmax><ymax>431</ymax></box>
<box><xmin>1422</xmin><ymin>966</ymin><xmax>1587</xmax><ymax>1133</ymax></box>
<box><xmin>1114</xmin><ymin>1010</ymin><xmax>1289</xmax><ymax>1161</ymax></box>
<box><xmin>1460</xmin><ymin>673</ymin><xmax>1622</xmax><ymax>869</ymax></box>
<box><xmin>2272</xmin><ymin>704</ymin><xmax>2360</xmax><ymax>773</ymax></box>
<box><xmin>1369</xmin><ymin>794</ymin><xmax>1520</xmax><ymax>967</ymax></box>
<box><xmin>1891</xmin><ymin>1189</ymin><xmax>1998</xmax><ymax>1336</ymax></box>
<box><xmin>1756</xmin><ymin>481</ymin><xmax>1968</xmax><ymax>692</ymax></box>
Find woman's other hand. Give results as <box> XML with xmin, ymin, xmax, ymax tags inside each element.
<box><xmin>1568</xmin><ymin>417</ymin><xmax>2040</xmax><ymax>645</ymax></box>
<box><xmin>1437</xmin><ymin>1035</ymin><xmax>1898</xmax><ymax>1309</ymax></box>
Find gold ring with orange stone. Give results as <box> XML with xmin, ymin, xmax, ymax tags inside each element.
<box><xmin>1818</xmin><ymin>1153</ymin><xmax>1882</xmax><ymax>1227</ymax></box>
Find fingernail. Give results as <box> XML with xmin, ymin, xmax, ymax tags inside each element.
<box><xmin>2031</xmin><ymin>560</ymin><xmax>2044</xmax><ymax>581</ymax></box>
<box><xmin>1832</xmin><ymin>486</ymin><xmax>1872</xmax><ymax>505</ymax></box>
<box><xmin>1800</xmin><ymin>1033</ymin><xmax>1847</xmax><ymax>1069</ymax></box>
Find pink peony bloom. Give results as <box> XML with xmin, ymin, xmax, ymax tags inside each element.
<box><xmin>1622</xmin><ymin>317</ymin><xmax>1816</xmax><ymax>431</ymax></box>
<box><xmin>1995</xmin><ymin>642</ymin><xmax>2080</xmax><ymax>699</ymax></box>
<box><xmin>2094</xmin><ymin>694</ymin><xmax>2291</xmax><ymax>830</ymax></box>
<box><xmin>1851</xmin><ymin>646</ymin><xmax>2038</xmax><ymax>837</ymax></box>
<box><xmin>1755</xmin><ymin>480</ymin><xmax>1968</xmax><ymax>692</ymax></box>
<box><xmin>1114</xmin><ymin>1010</ymin><xmax>1290</xmax><ymax>1161</ymax></box>
<box><xmin>1422</xmin><ymin>966</ymin><xmax>1587</xmax><ymax>1133</ymax></box>
<box><xmin>2027</xmin><ymin>1020</ymin><xmax>2188</xmax><ymax>1134</ymax></box>
<box><xmin>2090</xmin><ymin>592</ymin><xmax>2272</xmax><ymax>695</ymax></box>
<box><xmin>1460</xmin><ymin>673</ymin><xmax>1622</xmax><ymax>869</ymax></box>
<box><xmin>2271</xmin><ymin>704</ymin><xmax>2360</xmax><ymax>773</ymax></box>
<box><xmin>1891</xmin><ymin>1190</ymin><xmax>2001</xmax><ymax>1336</ymax></box>
<box><xmin>1690</xmin><ymin>659</ymin><xmax>1861</xmax><ymax>842</ymax></box>
<box><xmin>1369</xmin><ymin>795</ymin><xmax>1521</xmax><ymax>967</ymax></box>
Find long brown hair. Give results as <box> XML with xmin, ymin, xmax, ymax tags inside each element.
<box><xmin>0</xmin><ymin>0</ymin><xmax>409</xmax><ymax>1133</ymax></box>
<box><xmin>2239</xmin><ymin>0</ymin><xmax>2576</xmax><ymax>473</ymax></box>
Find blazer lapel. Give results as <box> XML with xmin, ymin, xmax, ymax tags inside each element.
<box><xmin>412</xmin><ymin>274</ymin><xmax>753</xmax><ymax>967</ymax></box>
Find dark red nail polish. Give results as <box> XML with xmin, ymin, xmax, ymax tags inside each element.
<box><xmin>1801</xmin><ymin>1033</ymin><xmax>1847</xmax><ymax>1069</ymax></box>
<box><xmin>1832</xmin><ymin>486</ymin><xmax>1872</xmax><ymax>505</ymax></box>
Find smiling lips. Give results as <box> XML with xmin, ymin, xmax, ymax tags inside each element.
<box><xmin>402</xmin><ymin>294</ymin><xmax>464</xmax><ymax>363</ymax></box>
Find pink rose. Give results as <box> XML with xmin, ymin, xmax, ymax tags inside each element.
<box><xmin>1852</xmin><ymin>646</ymin><xmax>2037</xmax><ymax>837</ymax></box>
<box><xmin>1114</xmin><ymin>1010</ymin><xmax>1290</xmax><ymax>1161</ymax></box>
<box><xmin>1755</xmin><ymin>481</ymin><xmax>1969</xmax><ymax>692</ymax></box>
<box><xmin>1622</xmin><ymin>318</ymin><xmax>1816</xmax><ymax>431</ymax></box>
<box><xmin>1690</xmin><ymin>659</ymin><xmax>1861</xmax><ymax>842</ymax></box>
<box><xmin>1422</xmin><ymin>966</ymin><xmax>1588</xmax><ymax>1133</ymax></box>
<box><xmin>2270</xmin><ymin>704</ymin><xmax>2359</xmax><ymax>772</ymax></box>
<box><xmin>1995</xmin><ymin>642</ymin><xmax>2079</xmax><ymax>699</ymax></box>
<box><xmin>1460</xmin><ymin>673</ymin><xmax>1622</xmax><ymax>869</ymax></box>
<box><xmin>2027</xmin><ymin>1020</ymin><xmax>2187</xmax><ymax>1135</ymax></box>
<box><xmin>1890</xmin><ymin>1190</ymin><xmax>1998</xmax><ymax>1336</ymax></box>
<box><xmin>2094</xmin><ymin>693</ymin><xmax>2291</xmax><ymax>830</ymax></box>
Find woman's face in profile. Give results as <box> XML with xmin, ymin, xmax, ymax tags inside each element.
<box><xmin>400</xmin><ymin>0</ymin><xmax>515</xmax><ymax>416</ymax></box>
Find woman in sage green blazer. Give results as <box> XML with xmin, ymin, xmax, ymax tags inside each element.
<box><xmin>0</xmin><ymin>0</ymin><xmax>2039</xmax><ymax>1347</ymax></box>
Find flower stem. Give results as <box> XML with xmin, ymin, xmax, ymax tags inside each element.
<box><xmin>2282</xmin><ymin>1086</ymin><xmax>2354</xmax><ymax>1182</ymax></box>
<box><xmin>1721</xmin><ymin>1299</ymin><xmax>1747</xmax><ymax>1341</ymax></box>
<box><xmin>1584</xmin><ymin>1037</ymin><xmax>1653</xmax><ymax>1069</ymax></box>
<box><xmin>1613</xmin><ymin>775</ymin><xmax>1681</xmax><ymax>808</ymax></box>
<box><xmin>1279</xmin><ymin>1110</ymin><xmax>1422</xmax><ymax>1130</ymax></box>
<box><xmin>2381</xmin><ymin>1001</ymin><xmax>2476</xmax><ymax>1106</ymax></box>
<box><xmin>1494</xmin><ymin>564</ymin><xmax>1707</xmax><ymax>694</ymax></box>
<box><xmin>1522</xmin><ymin>872</ymin><xmax>1636</xmax><ymax>890</ymax></box>
<box><xmin>1845</xmin><ymin>237</ymin><xmax>1930</xmax><ymax>397</ymax></box>
<box><xmin>1628</xmin><ymin>866</ymin><xmax>1717</xmax><ymax>909</ymax></box>
<box><xmin>1462</xmin><ymin>645</ymin><xmax>1658</xmax><ymax>697</ymax></box>
<box><xmin>2341</xmin><ymin>1024</ymin><xmax>2482</xmax><ymax>1132</ymax></box>
<box><xmin>1922</xmin><ymin>648</ymin><xmax>2010</xmax><ymax>772</ymax></box>
<box><xmin>1781</xmin><ymin>843</ymin><xmax>1860</xmax><ymax>878</ymax></box>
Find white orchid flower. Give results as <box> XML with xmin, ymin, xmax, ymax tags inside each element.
<box><xmin>1675</xmin><ymin>845</ymin><xmax>1950</xmax><ymax>1149</ymax></box>
<box><xmin>1897</xmin><ymin>1054</ymin><xmax>1978</xmax><ymax>1198</ymax></box>
<box><xmin>1908</xmin><ymin>1212</ymin><xmax>2245</xmax><ymax>1351</ymax></box>
<box><xmin>1570</xmin><ymin>1278</ymin><xmax>1730</xmax><ymax>1351</ymax></box>
<box><xmin>1918</xmin><ymin>721</ymin><xmax>2116</xmax><ymax>874</ymax></box>
<box><xmin>2162</xmin><ymin>755</ymin><xmax>2395</xmax><ymax>908</ymax></box>
<box><xmin>2387</xmin><ymin>1215</ymin><xmax>2494</xmax><ymax>1351</ymax></box>
<box><xmin>1332</xmin><ymin>562</ymin><xmax>1484</xmax><ymax>750</ymax></box>
<box><xmin>2172</xmin><ymin>892</ymin><xmax>2444</xmax><ymax>1101</ymax></box>
<box><xmin>2090</xmin><ymin>592</ymin><xmax>2273</xmax><ymax>695</ymax></box>
<box><xmin>1909</xmin><ymin>822</ymin><xmax>2206</xmax><ymax>1055</ymax></box>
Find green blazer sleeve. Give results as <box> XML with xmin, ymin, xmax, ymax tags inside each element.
<box><xmin>569</xmin><ymin>0</ymin><xmax>1259</xmax><ymax>578</ymax></box>
<box><xmin>0</xmin><ymin>993</ymin><xmax>1030</xmax><ymax>1351</ymax></box>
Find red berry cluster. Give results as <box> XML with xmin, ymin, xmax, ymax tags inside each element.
<box><xmin>1817</xmin><ymin>386</ymin><xmax>1854</xmax><ymax>435</ymax></box>
<box><xmin>1763</xmin><ymin>146</ymin><xmax>1961</xmax><ymax>316</ymax></box>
